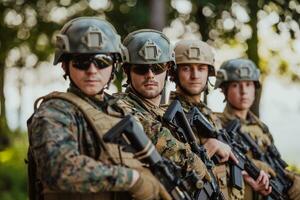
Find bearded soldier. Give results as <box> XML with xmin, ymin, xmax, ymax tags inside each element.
<box><xmin>111</xmin><ymin>29</ymin><xmax>211</xmax><ymax>183</ymax></box>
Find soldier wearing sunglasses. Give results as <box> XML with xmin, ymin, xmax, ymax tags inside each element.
<box><xmin>109</xmin><ymin>29</ymin><xmax>211</xmax><ymax>184</ymax></box>
<box><xmin>27</xmin><ymin>18</ymin><xmax>169</xmax><ymax>200</ymax></box>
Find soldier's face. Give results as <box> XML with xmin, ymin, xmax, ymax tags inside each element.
<box><xmin>130</xmin><ymin>64</ymin><xmax>167</xmax><ymax>100</ymax></box>
<box><xmin>178</xmin><ymin>63</ymin><xmax>208</xmax><ymax>95</ymax></box>
<box><xmin>226</xmin><ymin>81</ymin><xmax>255</xmax><ymax>110</ymax></box>
<box><xmin>68</xmin><ymin>61</ymin><xmax>112</xmax><ymax>96</ymax></box>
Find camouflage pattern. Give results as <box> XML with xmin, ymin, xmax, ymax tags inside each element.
<box><xmin>217</xmin><ymin>104</ymin><xmax>274</xmax><ymax>200</ymax></box>
<box><xmin>218</xmin><ymin>104</ymin><xmax>273</xmax><ymax>153</ymax></box>
<box><xmin>28</xmin><ymin>85</ymin><xmax>134</xmax><ymax>195</ymax></box>
<box><xmin>169</xmin><ymin>91</ymin><xmax>245</xmax><ymax>200</ymax></box>
<box><xmin>170</xmin><ymin>91</ymin><xmax>222</xmax><ymax>129</ymax></box>
<box><xmin>219</xmin><ymin>106</ymin><xmax>300</xmax><ymax>200</ymax></box>
<box><xmin>110</xmin><ymin>88</ymin><xmax>208</xmax><ymax>179</ymax></box>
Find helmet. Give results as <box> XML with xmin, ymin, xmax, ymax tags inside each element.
<box><xmin>53</xmin><ymin>17</ymin><xmax>125</xmax><ymax>65</ymax></box>
<box><xmin>215</xmin><ymin>58</ymin><xmax>260</xmax><ymax>88</ymax></box>
<box><xmin>122</xmin><ymin>29</ymin><xmax>175</xmax><ymax>66</ymax></box>
<box><xmin>174</xmin><ymin>40</ymin><xmax>215</xmax><ymax>76</ymax></box>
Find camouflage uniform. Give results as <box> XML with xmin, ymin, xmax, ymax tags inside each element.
<box><xmin>27</xmin><ymin>17</ymin><xmax>159</xmax><ymax>200</ymax></box>
<box><xmin>217</xmin><ymin>104</ymin><xmax>273</xmax><ymax>200</ymax></box>
<box><xmin>113</xmin><ymin>29</ymin><xmax>209</xmax><ymax>180</ymax></box>
<box><xmin>28</xmin><ymin>85</ymin><xmax>134</xmax><ymax>199</ymax></box>
<box><xmin>169</xmin><ymin>91</ymin><xmax>244</xmax><ymax>200</ymax></box>
<box><xmin>216</xmin><ymin>58</ymin><xmax>300</xmax><ymax>200</ymax></box>
<box><xmin>170</xmin><ymin>40</ymin><xmax>245</xmax><ymax>200</ymax></box>
<box><xmin>111</xmin><ymin>88</ymin><xmax>208</xmax><ymax>179</ymax></box>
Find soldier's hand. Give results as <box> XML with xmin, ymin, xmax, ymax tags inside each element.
<box><xmin>203</xmin><ymin>138</ymin><xmax>238</xmax><ymax>164</ymax></box>
<box><xmin>242</xmin><ymin>170</ymin><xmax>272</xmax><ymax>196</ymax></box>
<box><xmin>129</xmin><ymin>168</ymin><xmax>172</xmax><ymax>200</ymax></box>
<box><xmin>286</xmin><ymin>171</ymin><xmax>300</xmax><ymax>200</ymax></box>
<box><xmin>253</xmin><ymin>159</ymin><xmax>276</xmax><ymax>177</ymax></box>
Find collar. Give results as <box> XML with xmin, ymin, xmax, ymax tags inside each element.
<box><xmin>169</xmin><ymin>91</ymin><xmax>209</xmax><ymax>113</ymax></box>
<box><xmin>68</xmin><ymin>83</ymin><xmax>112</xmax><ymax>109</ymax></box>
<box><xmin>223</xmin><ymin>104</ymin><xmax>257</xmax><ymax>125</ymax></box>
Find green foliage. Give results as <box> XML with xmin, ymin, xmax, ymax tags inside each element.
<box><xmin>0</xmin><ymin>133</ymin><xmax>28</xmax><ymax>200</ymax></box>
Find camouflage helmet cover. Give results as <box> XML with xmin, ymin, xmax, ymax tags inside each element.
<box><xmin>122</xmin><ymin>29</ymin><xmax>175</xmax><ymax>66</ymax></box>
<box><xmin>215</xmin><ymin>58</ymin><xmax>260</xmax><ymax>88</ymax></box>
<box><xmin>53</xmin><ymin>17</ymin><xmax>125</xmax><ymax>65</ymax></box>
<box><xmin>174</xmin><ymin>40</ymin><xmax>215</xmax><ymax>76</ymax></box>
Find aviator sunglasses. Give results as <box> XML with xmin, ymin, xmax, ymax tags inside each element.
<box><xmin>131</xmin><ymin>63</ymin><xmax>170</xmax><ymax>75</ymax></box>
<box><xmin>71</xmin><ymin>54</ymin><xmax>114</xmax><ymax>70</ymax></box>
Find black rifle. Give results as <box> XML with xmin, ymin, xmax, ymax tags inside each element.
<box><xmin>238</xmin><ymin>128</ymin><xmax>292</xmax><ymax>199</ymax></box>
<box><xmin>163</xmin><ymin>100</ymin><xmax>225</xmax><ymax>200</ymax></box>
<box><xmin>103</xmin><ymin>114</ymin><xmax>205</xmax><ymax>200</ymax></box>
<box><xmin>187</xmin><ymin>106</ymin><xmax>287</xmax><ymax>200</ymax></box>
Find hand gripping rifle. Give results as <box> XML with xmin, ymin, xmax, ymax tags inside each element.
<box><xmin>236</xmin><ymin>126</ymin><xmax>292</xmax><ymax>199</ymax></box>
<box><xmin>103</xmin><ymin>114</ymin><xmax>203</xmax><ymax>200</ymax></box>
<box><xmin>162</xmin><ymin>100</ymin><xmax>225</xmax><ymax>200</ymax></box>
<box><xmin>186</xmin><ymin>106</ymin><xmax>287</xmax><ymax>200</ymax></box>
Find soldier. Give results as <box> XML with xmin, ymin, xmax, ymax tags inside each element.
<box><xmin>170</xmin><ymin>40</ymin><xmax>272</xmax><ymax>199</ymax></box>
<box><xmin>215</xmin><ymin>58</ymin><xmax>300</xmax><ymax>200</ymax></box>
<box><xmin>111</xmin><ymin>29</ymin><xmax>210</xmax><ymax>183</ymax></box>
<box><xmin>27</xmin><ymin>17</ymin><xmax>169</xmax><ymax>200</ymax></box>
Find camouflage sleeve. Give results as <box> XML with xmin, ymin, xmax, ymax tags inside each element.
<box><xmin>112</xmin><ymin>97</ymin><xmax>207</xmax><ymax>178</ymax></box>
<box><xmin>138</xmin><ymin>117</ymin><xmax>207</xmax><ymax>178</ymax></box>
<box><xmin>29</xmin><ymin>99</ymin><xmax>134</xmax><ymax>193</ymax></box>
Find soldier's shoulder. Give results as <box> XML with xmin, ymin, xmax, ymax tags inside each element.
<box><xmin>32</xmin><ymin>97</ymin><xmax>81</xmax><ymax>122</ymax></box>
<box><xmin>213</xmin><ymin>111</ymin><xmax>224</xmax><ymax>118</ymax></box>
<box><xmin>111</xmin><ymin>92</ymin><xmax>139</xmax><ymax>114</ymax></box>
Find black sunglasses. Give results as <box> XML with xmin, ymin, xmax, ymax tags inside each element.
<box><xmin>71</xmin><ymin>54</ymin><xmax>114</xmax><ymax>70</ymax></box>
<box><xmin>131</xmin><ymin>63</ymin><xmax>169</xmax><ymax>75</ymax></box>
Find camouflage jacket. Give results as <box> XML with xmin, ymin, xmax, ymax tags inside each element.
<box><xmin>217</xmin><ymin>104</ymin><xmax>274</xmax><ymax>200</ymax></box>
<box><xmin>27</xmin><ymin>85</ymin><xmax>134</xmax><ymax>194</ymax></box>
<box><xmin>111</xmin><ymin>88</ymin><xmax>207</xmax><ymax>178</ymax></box>
<box><xmin>169</xmin><ymin>91</ymin><xmax>223</xmax><ymax>140</ymax></box>
<box><xmin>218</xmin><ymin>104</ymin><xmax>273</xmax><ymax>152</ymax></box>
<box><xmin>169</xmin><ymin>91</ymin><xmax>245</xmax><ymax>200</ymax></box>
<box><xmin>219</xmin><ymin>105</ymin><xmax>300</xmax><ymax>200</ymax></box>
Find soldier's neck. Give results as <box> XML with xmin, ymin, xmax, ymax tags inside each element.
<box><xmin>176</xmin><ymin>88</ymin><xmax>201</xmax><ymax>104</ymax></box>
<box><xmin>228</xmin><ymin>104</ymin><xmax>248</xmax><ymax>120</ymax></box>
<box><xmin>144</xmin><ymin>95</ymin><xmax>161</xmax><ymax>107</ymax></box>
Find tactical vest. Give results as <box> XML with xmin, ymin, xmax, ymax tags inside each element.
<box><xmin>168</xmin><ymin>92</ymin><xmax>245</xmax><ymax>200</ymax></box>
<box><xmin>217</xmin><ymin>107</ymin><xmax>274</xmax><ymax>200</ymax></box>
<box><xmin>28</xmin><ymin>92</ymin><xmax>144</xmax><ymax>200</ymax></box>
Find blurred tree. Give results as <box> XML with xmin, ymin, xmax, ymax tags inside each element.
<box><xmin>0</xmin><ymin>0</ymin><xmax>169</xmax><ymax>134</ymax></box>
<box><xmin>1</xmin><ymin>0</ymin><xmax>300</xmax><ymax>135</ymax></box>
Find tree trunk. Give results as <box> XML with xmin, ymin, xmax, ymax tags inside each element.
<box><xmin>0</xmin><ymin>64</ymin><xmax>10</xmax><ymax>150</ymax></box>
<box><xmin>148</xmin><ymin>0</ymin><xmax>168</xmax><ymax>103</ymax></box>
<box><xmin>246</xmin><ymin>1</ymin><xmax>260</xmax><ymax>117</ymax></box>
<box><xmin>149</xmin><ymin>0</ymin><xmax>166</xmax><ymax>31</ymax></box>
